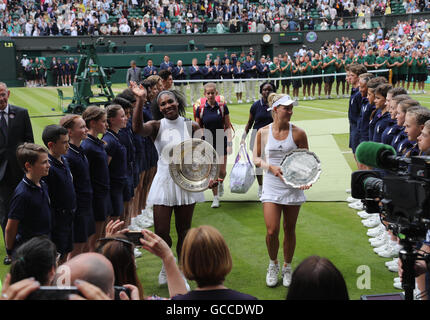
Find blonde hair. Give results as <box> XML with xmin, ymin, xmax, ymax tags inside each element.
<box><xmin>203</xmin><ymin>82</ymin><xmax>217</xmax><ymax>92</ymax></box>
<box><xmin>82</xmin><ymin>106</ymin><xmax>106</xmax><ymax>128</ymax></box>
<box><xmin>267</xmin><ymin>93</ymin><xmax>286</xmax><ymax>107</ymax></box>
<box><xmin>180</xmin><ymin>225</ymin><xmax>232</xmax><ymax>288</ymax></box>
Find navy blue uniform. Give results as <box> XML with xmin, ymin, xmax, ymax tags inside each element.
<box><xmin>143</xmin><ymin>65</ymin><xmax>158</xmax><ymax>78</ymax></box>
<box><xmin>196</xmin><ymin>101</ymin><xmax>230</xmax><ymax>156</ymax></box>
<box><xmin>348</xmin><ymin>87</ymin><xmax>362</xmax><ymax>152</ymax></box>
<box><xmin>81</xmin><ymin>134</ymin><xmax>111</xmax><ymax>222</ymax></box>
<box><xmin>391</xmin><ymin>128</ymin><xmax>409</xmax><ymax>155</ymax></box>
<box><xmin>143</xmin><ymin>103</ymin><xmax>158</xmax><ymax>170</ymax></box>
<box><xmin>118</xmin><ymin>123</ymin><xmax>136</xmax><ymax>202</ymax></box>
<box><xmin>221</xmin><ymin>64</ymin><xmax>234</xmax><ymax>79</ymax></box>
<box><xmin>381</xmin><ymin>119</ymin><xmax>399</xmax><ymax>146</ymax></box>
<box><xmin>233</xmin><ymin>66</ymin><xmax>244</xmax><ymax>82</ymax></box>
<box><xmin>160</xmin><ymin>61</ymin><xmax>174</xmax><ymax>71</ymax></box>
<box><xmin>403</xmin><ymin>142</ymin><xmax>420</xmax><ymax>157</ymax></box>
<box><xmin>188</xmin><ymin>66</ymin><xmax>203</xmax><ymax>80</ymax></box>
<box><xmin>371</xmin><ymin>110</ymin><xmax>391</xmax><ymax>143</ymax></box>
<box><xmin>8</xmin><ymin>177</ymin><xmax>52</xmax><ymax>250</ymax></box>
<box><xmin>65</xmin><ymin>143</ymin><xmax>95</xmax><ymax>243</ymax></box>
<box><xmin>103</xmin><ymin>130</ymin><xmax>128</xmax><ymax>218</ymax></box>
<box><xmin>257</xmin><ymin>62</ymin><xmax>269</xmax><ymax>78</ymax></box>
<box><xmin>397</xmin><ymin>137</ymin><xmax>415</xmax><ymax>156</ymax></box>
<box><xmin>202</xmin><ymin>65</ymin><xmax>215</xmax><ymax>84</ymax></box>
<box><xmin>64</xmin><ymin>62</ymin><xmax>71</xmax><ymax>75</ymax></box>
<box><xmin>243</xmin><ymin>60</ymin><xmax>257</xmax><ymax>79</ymax></box>
<box><xmin>173</xmin><ymin>66</ymin><xmax>187</xmax><ymax>85</ymax></box>
<box><xmin>43</xmin><ymin>154</ymin><xmax>77</xmax><ymax>254</ymax></box>
<box><xmin>358</xmin><ymin>98</ymin><xmax>374</xmax><ymax>143</ymax></box>
<box><xmin>249</xmin><ymin>99</ymin><xmax>272</xmax><ymax>150</ymax></box>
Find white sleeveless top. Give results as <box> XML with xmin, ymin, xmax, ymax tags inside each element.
<box><xmin>146</xmin><ymin>116</ymin><xmax>205</xmax><ymax>207</ymax></box>
<box><xmin>260</xmin><ymin>123</ymin><xmax>306</xmax><ymax>205</ymax></box>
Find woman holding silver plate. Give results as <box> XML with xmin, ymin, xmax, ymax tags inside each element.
<box><xmin>253</xmin><ymin>93</ymin><xmax>312</xmax><ymax>289</ymax></box>
<box><xmin>131</xmin><ymin>83</ymin><xmax>218</xmax><ymax>288</ymax></box>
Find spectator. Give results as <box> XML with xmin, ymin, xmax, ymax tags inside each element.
<box><xmin>9</xmin><ymin>236</ymin><xmax>57</xmax><ymax>286</ymax></box>
<box><xmin>172</xmin><ymin>225</ymin><xmax>257</xmax><ymax>300</ymax></box>
<box><xmin>286</xmin><ymin>256</ymin><xmax>349</xmax><ymax>300</ymax></box>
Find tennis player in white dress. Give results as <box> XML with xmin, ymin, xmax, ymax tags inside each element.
<box><xmin>253</xmin><ymin>93</ymin><xmax>312</xmax><ymax>288</ymax></box>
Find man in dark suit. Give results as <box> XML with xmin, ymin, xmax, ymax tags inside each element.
<box><xmin>0</xmin><ymin>82</ymin><xmax>34</xmax><ymax>264</ymax></box>
<box><xmin>126</xmin><ymin>60</ymin><xmax>142</xmax><ymax>86</ymax></box>
<box><xmin>143</xmin><ymin>59</ymin><xmax>158</xmax><ymax>79</ymax></box>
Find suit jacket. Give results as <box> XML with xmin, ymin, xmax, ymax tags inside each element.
<box><xmin>0</xmin><ymin>105</ymin><xmax>34</xmax><ymax>186</ymax></box>
<box><xmin>126</xmin><ymin>67</ymin><xmax>142</xmax><ymax>86</ymax></box>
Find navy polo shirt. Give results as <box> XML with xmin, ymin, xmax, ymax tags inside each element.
<box><xmin>358</xmin><ymin>99</ymin><xmax>375</xmax><ymax>143</ymax></box>
<box><xmin>250</xmin><ymin>99</ymin><xmax>273</xmax><ymax>131</ymax></box>
<box><xmin>381</xmin><ymin>120</ymin><xmax>400</xmax><ymax>146</ymax></box>
<box><xmin>102</xmin><ymin>129</ymin><xmax>127</xmax><ymax>184</ymax></box>
<box><xmin>368</xmin><ymin>109</ymin><xmax>380</xmax><ymax>142</ymax></box>
<box><xmin>65</xmin><ymin>143</ymin><xmax>93</xmax><ymax>206</ymax></box>
<box><xmin>403</xmin><ymin>142</ymin><xmax>420</xmax><ymax>157</ymax></box>
<box><xmin>42</xmin><ymin>154</ymin><xmax>77</xmax><ymax>212</ymax></box>
<box><xmin>391</xmin><ymin>127</ymin><xmax>407</xmax><ymax>153</ymax></box>
<box><xmin>396</xmin><ymin>136</ymin><xmax>414</xmax><ymax>156</ymax></box>
<box><xmin>8</xmin><ymin>176</ymin><xmax>52</xmax><ymax>244</ymax></box>
<box><xmin>196</xmin><ymin>101</ymin><xmax>230</xmax><ymax>148</ymax></box>
<box><xmin>142</xmin><ymin>103</ymin><xmax>158</xmax><ymax>168</ymax></box>
<box><xmin>81</xmin><ymin>134</ymin><xmax>110</xmax><ymax>195</ymax></box>
<box><xmin>372</xmin><ymin>111</ymin><xmax>391</xmax><ymax>143</ymax></box>
<box><xmin>118</xmin><ymin>123</ymin><xmax>136</xmax><ymax>175</ymax></box>
<box><xmin>348</xmin><ymin>87</ymin><xmax>362</xmax><ymax>125</ymax></box>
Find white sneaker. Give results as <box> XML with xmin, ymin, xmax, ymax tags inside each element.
<box><xmin>346</xmin><ymin>188</ymin><xmax>351</xmax><ymax>194</ymax></box>
<box><xmin>282</xmin><ymin>264</ymin><xmax>292</xmax><ymax>287</ymax></box>
<box><xmin>378</xmin><ymin>244</ymin><xmax>400</xmax><ymax>258</ymax></box>
<box><xmin>337</xmin><ymin>95</ymin><xmax>340</xmax><ymax>99</ymax></box>
<box><xmin>388</xmin><ymin>264</ymin><xmax>399</xmax><ymax>272</ymax></box>
<box><xmin>374</xmin><ymin>243</ymin><xmax>390</xmax><ymax>254</ymax></box>
<box><xmin>326</xmin><ymin>95</ymin><xmax>330</xmax><ymax>99</ymax></box>
<box><xmin>346</xmin><ymin>196</ymin><xmax>359</xmax><ymax>203</ymax></box>
<box><xmin>303</xmin><ymin>96</ymin><xmax>307</xmax><ymax>100</ymax></box>
<box><xmin>348</xmin><ymin>200</ymin><xmax>363</xmax><ymax>210</ymax></box>
<box><xmin>246</xmin><ymin>99</ymin><xmax>250</xmax><ymax>103</ymax></box>
<box><xmin>134</xmin><ymin>248</ymin><xmax>142</xmax><ymax>258</ymax></box>
<box><xmin>369</xmin><ymin>232</ymin><xmax>389</xmax><ymax>247</ymax></box>
<box><xmin>385</xmin><ymin>258</ymin><xmax>399</xmax><ymax>267</ymax></box>
<box><xmin>394</xmin><ymin>277</ymin><xmax>401</xmax><ymax>283</ymax></box>
<box><xmin>318</xmin><ymin>96</ymin><xmax>321</xmax><ymax>99</ymax></box>
<box><xmin>257</xmin><ymin>185</ymin><xmax>263</xmax><ymax>198</ymax></box>
<box><xmin>362</xmin><ymin>217</ymin><xmax>381</xmax><ymax>228</ymax></box>
<box><xmin>413</xmin><ymin>90</ymin><xmax>417</xmax><ymax>94</ymax></box>
<box><xmin>218</xmin><ymin>182</ymin><xmax>224</xmax><ymax>197</ymax></box>
<box><xmin>211</xmin><ymin>196</ymin><xmax>220</xmax><ymax>208</ymax></box>
<box><xmin>229</xmin><ymin>100</ymin><xmax>233</xmax><ymax>104</ymax></box>
<box><xmin>358</xmin><ymin>211</ymin><xmax>379</xmax><ymax>219</ymax></box>
<box><xmin>423</xmin><ymin>90</ymin><xmax>426</xmax><ymax>94</ymax></box>
<box><xmin>394</xmin><ymin>281</ymin><xmax>402</xmax><ymax>290</ymax></box>
<box><xmin>158</xmin><ymin>264</ymin><xmax>167</xmax><ymax>285</ymax></box>
<box><xmin>367</xmin><ymin>224</ymin><xmax>385</xmax><ymax>237</ymax></box>
<box><xmin>266</xmin><ymin>262</ymin><xmax>280</xmax><ymax>287</ymax></box>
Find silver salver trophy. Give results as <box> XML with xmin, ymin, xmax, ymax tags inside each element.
<box><xmin>169</xmin><ymin>139</ymin><xmax>220</xmax><ymax>192</ymax></box>
<box><xmin>279</xmin><ymin>149</ymin><xmax>321</xmax><ymax>188</ymax></box>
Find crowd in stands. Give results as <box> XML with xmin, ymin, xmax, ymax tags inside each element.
<box><xmin>1</xmin><ymin>0</ymin><xmax>430</xmax><ymax>36</ymax></box>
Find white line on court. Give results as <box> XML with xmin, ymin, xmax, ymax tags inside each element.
<box><xmin>297</xmin><ymin>104</ymin><xmax>348</xmax><ymax>114</ymax></box>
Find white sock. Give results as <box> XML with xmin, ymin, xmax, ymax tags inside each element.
<box><xmin>283</xmin><ymin>262</ymin><xmax>291</xmax><ymax>269</ymax></box>
<box><xmin>270</xmin><ymin>259</ymin><xmax>278</xmax><ymax>266</ymax></box>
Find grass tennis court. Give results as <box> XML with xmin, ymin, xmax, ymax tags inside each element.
<box><xmin>1</xmin><ymin>84</ymin><xmax>430</xmax><ymax>299</ymax></box>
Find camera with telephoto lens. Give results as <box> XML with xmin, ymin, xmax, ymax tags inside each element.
<box><xmin>351</xmin><ymin>155</ymin><xmax>430</xmax><ymax>241</ymax></box>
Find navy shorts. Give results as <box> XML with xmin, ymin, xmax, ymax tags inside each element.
<box><xmin>109</xmin><ymin>182</ymin><xmax>125</xmax><ymax>218</ymax></box>
<box><xmin>313</xmin><ymin>76</ymin><xmax>322</xmax><ymax>85</ymax></box>
<box><xmin>92</xmin><ymin>193</ymin><xmax>110</xmax><ymax>222</ymax></box>
<box><xmin>336</xmin><ymin>75</ymin><xmax>346</xmax><ymax>83</ymax></box>
<box><xmin>324</xmin><ymin>76</ymin><xmax>334</xmax><ymax>83</ymax></box>
<box><xmin>281</xmin><ymin>79</ymin><xmax>291</xmax><ymax>87</ymax></box>
<box><xmin>73</xmin><ymin>205</ymin><xmax>95</xmax><ymax>243</ymax></box>
<box><xmin>292</xmin><ymin>79</ymin><xmax>302</xmax><ymax>89</ymax></box>
<box><xmin>51</xmin><ymin>210</ymin><xmax>75</xmax><ymax>255</ymax></box>
<box><xmin>349</xmin><ymin>126</ymin><xmax>360</xmax><ymax>153</ymax></box>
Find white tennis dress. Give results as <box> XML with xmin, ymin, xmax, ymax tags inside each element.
<box><xmin>260</xmin><ymin>123</ymin><xmax>306</xmax><ymax>205</ymax></box>
<box><xmin>146</xmin><ymin>116</ymin><xmax>205</xmax><ymax>207</ymax></box>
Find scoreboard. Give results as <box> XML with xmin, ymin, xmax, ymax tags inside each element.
<box><xmin>279</xmin><ymin>32</ymin><xmax>304</xmax><ymax>44</ymax></box>
<box><xmin>0</xmin><ymin>40</ymin><xmax>17</xmax><ymax>82</ymax></box>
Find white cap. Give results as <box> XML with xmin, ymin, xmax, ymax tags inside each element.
<box><xmin>267</xmin><ymin>95</ymin><xmax>298</xmax><ymax>111</ymax></box>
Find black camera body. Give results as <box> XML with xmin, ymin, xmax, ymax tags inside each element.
<box><xmin>351</xmin><ymin>155</ymin><xmax>430</xmax><ymax>241</ymax></box>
